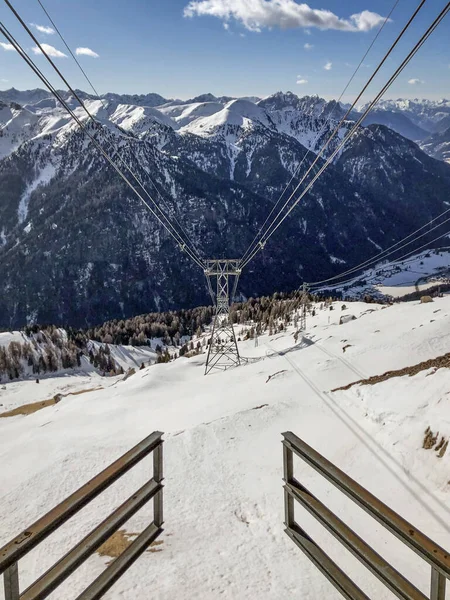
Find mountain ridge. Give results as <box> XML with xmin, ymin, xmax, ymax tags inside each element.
<box><xmin>1</xmin><ymin>89</ymin><xmax>450</xmax><ymax>328</ymax></box>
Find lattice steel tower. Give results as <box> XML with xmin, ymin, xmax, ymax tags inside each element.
<box><xmin>204</xmin><ymin>260</ymin><xmax>242</xmax><ymax>375</ymax></box>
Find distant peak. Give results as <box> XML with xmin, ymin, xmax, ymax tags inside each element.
<box><xmin>187</xmin><ymin>93</ymin><xmax>218</xmax><ymax>104</ymax></box>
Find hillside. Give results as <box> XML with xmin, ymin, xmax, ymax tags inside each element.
<box><xmin>2</xmin><ymin>90</ymin><xmax>450</xmax><ymax>328</ymax></box>
<box><xmin>0</xmin><ymin>296</ymin><xmax>449</xmax><ymax>598</ymax></box>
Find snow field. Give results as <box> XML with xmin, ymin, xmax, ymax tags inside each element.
<box><xmin>320</xmin><ymin>248</ymin><xmax>450</xmax><ymax>299</ymax></box>
<box><xmin>0</xmin><ymin>299</ymin><xmax>449</xmax><ymax>598</ymax></box>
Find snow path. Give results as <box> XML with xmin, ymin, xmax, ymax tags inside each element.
<box><xmin>0</xmin><ymin>300</ymin><xmax>449</xmax><ymax>598</ymax></box>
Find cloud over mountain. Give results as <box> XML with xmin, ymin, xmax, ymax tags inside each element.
<box><xmin>184</xmin><ymin>0</ymin><xmax>387</xmax><ymax>33</ymax></box>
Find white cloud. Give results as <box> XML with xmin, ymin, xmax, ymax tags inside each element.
<box><xmin>304</xmin><ymin>43</ymin><xmax>314</xmax><ymax>50</ymax></box>
<box><xmin>1</xmin><ymin>78</ymin><xmax>9</xmax><ymax>82</ymax></box>
<box><xmin>296</xmin><ymin>77</ymin><xmax>308</xmax><ymax>84</ymax></box>
<box><xmin>324</xmin><ymin>61</ymin><xmax>332</xmax><ymax>70</ymax></box>
<box><xmin>223</xmin><ymin>22</ymin><xmax>230</xmax><ymax>30</ymax></box>
<box><xmin>0</xmin><ymin>42</ymin><xmax>15</xmax><ymax>52</ymax></box>
<box><xmin>75</xmin><ymin>47</ymin><xmax>99</xmax><ymax>58</ymax></box>
<box><xmin>183</xmin><ymin>1</ymin><xmax>387</xmax><ymax>33</ymax></box>
<box><xmin>32</xmin><ymin>43</ymin><xmax>67</xmax><ymax>58</ymax></box>
<box><xmin>408</xmin><ymin>78</ymin><xmax>424</xmax><ymax>85</ymax></box>
<box><xmin>30</xmin><ymin>23</ymin><xmax>55</xmax><ymax>35</ymax></box>
<box><xmin>349</xmin><ymin>10</ymin><xmax>387</xmax><ymax>31</ymax></box>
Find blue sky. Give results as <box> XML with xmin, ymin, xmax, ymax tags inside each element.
<box><xmin>0</xmin><ymin>0</ymin><xmax>449</xmax><ymax>102</ymax></box>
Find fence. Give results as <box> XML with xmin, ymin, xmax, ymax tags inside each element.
<box><xmin>282</xmin><ymin>431</ymin><xmax>450</xmax><ymax>600</ymax></box>
<box><xmin>0</xmin><ymin>431</ymin><xmax>164</xmax><ymax>600</ymax></box>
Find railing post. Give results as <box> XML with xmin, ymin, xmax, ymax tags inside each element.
<box><xmin>283</xmin><ymin>442</ymin><xmax>294</xmax><ymax>528</ymax></box>
<box><xmin>431</xmin><ymin>567</ymin><xmax>446</xmax><ymax>600</ymax></box>
<box><xmin>4</xmin><ymin>562</ymin><xmax>20</xmax><ymax>600</ymax></box>
<box><xmin>153</xmin><ymin>441</ymin><xmax>163</xmax><ymax>527</ymax></box>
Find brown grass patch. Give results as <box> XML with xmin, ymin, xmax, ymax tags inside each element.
<box><xmin>0</xmin><ymin>386</ymin><xmax>103</xmax><ymax>418</ymax></box>
<box><xmin>332</xmin><ymin>352</ymin><xmax>450</xmax><ymax>392</ymax></box>
<box><xmin>422</xmin><ymin>427</ymin><xmax>448</xmax><ymax>458</ymax></box>
<box><xmin>97</xmin><ymin>530</ymin><xmax>138</xmax><ymax>562</ymax></box>
<box><xmin>0</xmin><ymin>397</ymin><xmax>59</xmax><ymax>418</ymax></box>
<box><xmin>97</xmin><ymin>530</ymin><xmax>164</xmax><ymax>563</ymax></box>
<box><xmin>423</xmin><ymin>426</ymin><xmax>439</xmax><ymax>449</ymax></box>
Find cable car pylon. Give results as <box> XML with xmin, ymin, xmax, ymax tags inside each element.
<box><xmin>204</xmin><ymin>260</ymin><xmax>242</xmax><ymax>375</ymax></box>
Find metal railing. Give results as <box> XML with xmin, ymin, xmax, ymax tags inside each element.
<box><xmin>0</xmin><ymin>431</ymin><xmax>164</xmax><ymax>600</ymax></box>
<box><xmin>282</xmin><ymin>431</ymin><xmax>450</xmax><ymax>600</ymax></box>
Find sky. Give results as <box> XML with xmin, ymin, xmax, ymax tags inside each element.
<box><xmin>0</xmin><ymin>0</ymin><xmax>449</xmax><ymax>103</ymax></box>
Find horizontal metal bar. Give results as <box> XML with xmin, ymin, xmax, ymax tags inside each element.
<box><xmin>0</xmin><ymin>432</ymin><xmax>163</xmax><ymax>574</ymax></box>
<box><xmin>285</xmin><ymin>524</ymin><xmax>370</xmax><ymax>600</ymax></box>
<box><xmin>282</xmin><ymin>432</ymin><xmax>450</xmax><ymax>579</ymax></box>
<box><xmin>74</xmin><ymin>522</ymin><xmax>163</xmax><ymax>600</ymax></box>
<box><xmin>285</xmin><ymin>480</ymin><xmax>427</xmax><ymax>600</ymax></box>
<box><xmin>20</xmin><ymin>479</ymin><xmax>163</xmax><ymax>600</ymax></box>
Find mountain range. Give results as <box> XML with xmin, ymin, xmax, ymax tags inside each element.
<box><xmin>1</xmin><ymin>89</ymin><xmax>450</xmax><ymax>328</ymax></box>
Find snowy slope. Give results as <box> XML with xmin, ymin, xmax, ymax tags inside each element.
<box><xmin>157</xmin><ymin>101</ymin><xmax>224</xmax><ymax>128</ymax></box>
<box><xmin>358</xmin><ymin>98</ymin><xmax>450</xmax><ymax>132</ymax></box>
<box><xmin>0</xmin><ymin>103</ymin><xmax>41</xmax><ymax>160</ymax></box>
<box><xmin>179</xmin><ymin>99</ymin><xmax>276</xmax><ymax>138</ymax></box>
<box><xmin>1</xmin><ymin>298</ymin><xmax>449</xmax><ymax>599</ymax></box>
<box><xmin>109</xmin><ymin>104</ymin><xmax>176</xmax><ymax>135</ymax></box>
<box><xmin>318</xmin><ymin>247</ymin><xmax>450</xmax><ymax>299</ymax></box>
<box><xmin>421</xmin><ymin>126</ymin><xmax>450</xmax><ymax>165</ymax></box>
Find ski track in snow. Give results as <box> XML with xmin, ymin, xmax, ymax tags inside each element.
<box><xmin>0</xmin><ymin>299</ymin><xmax>450</xmax><ymax>599</ymax></box>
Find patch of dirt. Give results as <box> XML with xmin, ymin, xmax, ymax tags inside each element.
<box><xmin>342</xmin><ymin>344</ymin><xmax>352</xmax><ymax>353</ymax></box>
<box><xmin>332</xmin><ymin>352</ymin><xmax>450</xmax><ymax>392</ymax></box>
<box><xmin>0</xmin><ymin>386</ymin><xmax>103</xmax><ymax>418</ymax></box>
<box><xmin>97</xmin><ymin>530</ymin><xmax>164</xmax><ymax>563</ymax></box>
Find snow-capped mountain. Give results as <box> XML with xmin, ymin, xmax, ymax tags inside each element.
<box><xmin>358</xmin><ymin>98</ymin><xmax>450</xmax><ymax>135</ymax></box>
<box><xmin>361</xmin><ymin>110</ymin><xmax>429</xmax><ymax>142</ymax></box>
<box><xmin>1</xmin><ymin>89</ymin><xmax>450</xmax><ymax>328</ymax></box>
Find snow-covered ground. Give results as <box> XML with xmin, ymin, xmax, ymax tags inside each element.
<box><xmin>319</xmin><ymin>247</ymin><xmax>450</xmax><ymax>299</ymax></box>
<box><xmin>0</xmin><ymin>299</ymin><xmax>450</xmax><ymax>599</ymax></box>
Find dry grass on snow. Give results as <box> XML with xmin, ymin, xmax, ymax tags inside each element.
<box><xmin>332</xmin><ymin>352</ymin><xmax>450</xmax><ymax>392</ymax></box>
<box><xmin>97</xmin><ymin>530</ymin><xmax>164</xmax><ymax>564</ymax></box>
<box><xmin>0</xmin><ymin>386</ymin><xmax>103</xmax><ymax>418</ymax></box>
